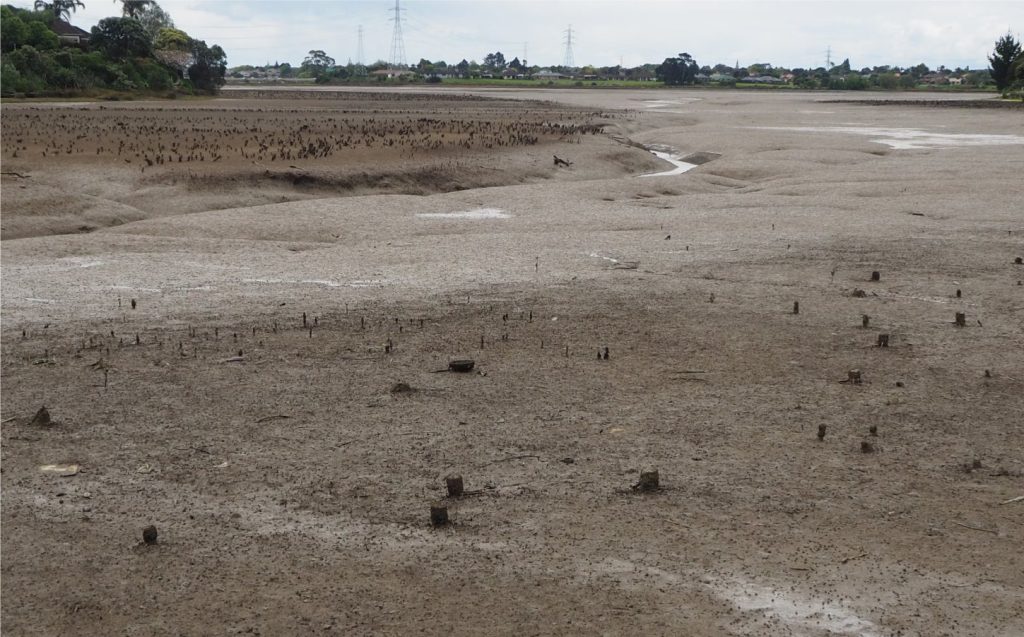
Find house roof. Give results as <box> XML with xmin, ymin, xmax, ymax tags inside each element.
<box><xmin>50</xmin><ymin>20</ymin><xmax>90</xmax><ymax>38</ymax></box>
<box><xmin>371</xmin><ymin>69</ymin><xmax>414</xmax><ymax>76</ymax></box>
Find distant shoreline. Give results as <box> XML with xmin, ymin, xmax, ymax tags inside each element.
<box><xmin>819</xmin><ymin>98</ymin><xmax>1023</xmax><ymax>108</ymax></box>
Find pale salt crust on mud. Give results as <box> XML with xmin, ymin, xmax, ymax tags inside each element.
<box><xmin>586</xmin><ymin>558</ymin><xmax>880</xmax><ymax>637</ymax></box>
<box><xmin>751</xmin><ymin>125</ymin><xmax>1024</xmax><ymax>149</ymax></box>
<box><xmin>714</xmin><ymin>578</ymin><xmax>881</xmax><ymax>637</ymax></box>
<box><xmin>243</xmin><ymin>278</ymin><xmax>385</xmax><ymax>288</ymax></box>
<box><xmin>415</xmin><ymin>208</ymin><xmax>511</xmax><ymax>219</ymax></box>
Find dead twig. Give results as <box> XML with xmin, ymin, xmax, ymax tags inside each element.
<box><xmin>1</xmin><ymin>416</ymin><xmax>18</xmax><ymax>424</ymax></box>
<box><xmin>255</xmin><ymin>414</ymin><xmax>291</xmax><ymax>424</ymax></box>
<box><xmin>999</xmin><ymin>495</ymin><xmax>1024</xmax><ymax>505</ymax></box>
<box><xmin>840</xmin><ymin>552</ymin><xmax>868</xmax><ymax>564</ymax></box>
<box><xmin>953</xmin><ymin>521</ymin><xmax>998</xmax><ymax>535</ymax></box>
<box><xmin>475</xmin><ymin>454</ymin><xmax>540</xmax><ymax>469</ymax></box>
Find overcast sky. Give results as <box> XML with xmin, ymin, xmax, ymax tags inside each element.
<box><xmin>13</xmin><ymin>0</ymin><xmax>1023</xmax><ymax>69</ymax></box>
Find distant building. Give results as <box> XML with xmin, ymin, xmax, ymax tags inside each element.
<box><xmin>371</xmin><ymin>68</ymin><xmax>415</xmax><ymax>79</ymax></box>
<box><xmin>534</xmin><ymin>69</ymin><xmax>567</xmax><ymax>80</ymax></box>
<box><xmin>921</xmin><ymin>73</ymin><xmax>949</xmax><ymax>85</ymax></box>
<box><xmin>50</xmin><ymin>19</ymin><xmax>90</xmax><ymax>46</ymax></box>
<box><xmin>743</xmin><ymin>75</ymin><xmax>784</xmax><ymax>84</ymax></box>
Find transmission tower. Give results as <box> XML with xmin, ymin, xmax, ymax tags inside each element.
<box><xmin>562</xmin><ymin>25</ymin><xmax>575</xmax><ymax>68</ymax></box>
<box><xmin>356</xmin><ymin>25</ymin><xmax>365</xmax><ymax>65</ymax></box>
<box><xmin>388</xmin><ymin>0</ymin><xmax>407</xmax><ymax>68</ymax></box>
<box><xmin>825</xmin><ymin>45</ymin><xmax>833</xmax><ymax>69</ymax></box>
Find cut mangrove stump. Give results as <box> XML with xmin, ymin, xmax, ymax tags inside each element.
<box><xmin>30</xmin><ymin>406</ymin><xmax>52</xmax><ymax>427</ymax></box>
<box><xmin>955</xmin><ymin>312</ymin><xmax>966</xmax><ymax>327</ymax></box>
<box><xmin>877</xmin><ymin>334</ymin><xmax>889</xmax><ymax>348</ymax></box>
<box><xmin>430</xmin><ymin>503</ymin><xmax>449</xmax><ymax>527</ymax></box>
<box><xmin>142</xmin><ymin>525</ymin><xmax>158</xmax><ymax>544</ymax></box>
<box><xmin>446</xmin><ymin>475</ymin><xmax>464</xmax><ymax>498</ymax></box>
<box><xmin>636</xmin><ymin>470</ymin><xmax>660</xmax><ymax>492</ymax></box>
<box><xmin>847</xmin><ymin>370</ymin><xmax>863</xmax><ymax>384</ymax></box>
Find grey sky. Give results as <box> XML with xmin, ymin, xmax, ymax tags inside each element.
<box><xmin>13</xmin><ymin>0</ymin><xmax>1023</xmax><ymax>69</ymax></box>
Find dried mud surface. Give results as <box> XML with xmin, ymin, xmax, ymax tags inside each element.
<box><xmin>2</xmin><ymin>88</ymin><xmax>1023</xmax><ymax>636</ymax></box>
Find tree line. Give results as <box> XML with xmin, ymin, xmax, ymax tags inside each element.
<box><xmin>1</xmin><ymin>0</ymin><xmax>227</xmax><ymax>97</ymax></box>
<box><xmin>230</xmin><ymin>41</ymin><xmax>1020</xmax><ymax>95</ymax></box>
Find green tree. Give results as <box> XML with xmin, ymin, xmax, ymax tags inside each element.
<box><xmin>91</xmin><ymin>17</ymin><xmax>151</xmax><ymax>59</ymax></box>
<box><xmin>877</xmin><ymin>73</ymin><xmax>899</xmax><ymax>89</ymax></box>
<box><xmin>483</xmin><ymin>51</ymin><xmax>505</xmax><ymax>70</ymax></box>
<box><xmin>33</xmin><ymin>0</ymin><xmax>85</xmax><ymax>22</ymax></box>
<box><xmin>25</xmin><ymin>20</ymin><xmax>58</xmax><ymax>50</ymax></box>
<box><xmin>909</xmin><ymin>63</ymin><xmax>930</xmax><ymax>78</ymax></box>
<box><xmin>988</xmin><ymin>33</ymin><xmax>1022</xmax><ymax>92</ymax></box>
<box><xmin>188</xmin><ymin>39</ymin><xmax>226</xmax><ymax>92</ymax></box>
<box><xmin>301</xmin><ymin>49</ymin><xmax>334</xmax><ymax>77</ymax></box>
<box><xmin>153</xmin><ymin>26</ymin><xmax>189</xmax><ymax>50</ymax></box>
<box><xmin>657</xmin><ymin>52</ymin><xmax>699</xmax><ymax>85</ymax></box>
<box><xmin>116</xmin><ymin>0</ymin><xmax>153</xmax><ymax>18</ymax></box>
<box><xmin>136</xmin><ymin>1</ymin><xmax>174</xmax><ymax>41</ymax></box>
<box><xmin>2</xmin><ymin>7</ymin><xmax>29</xmax><ymax>52</ymax></box>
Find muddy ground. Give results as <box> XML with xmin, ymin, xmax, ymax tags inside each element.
<box><xmin>2</xmin><ymin>88</ymin><xmax>1023</xmax><ymax>636</ymax></box>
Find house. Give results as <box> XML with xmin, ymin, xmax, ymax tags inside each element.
<box><xmin>921</xmin><ymin>73</ymin><xmax>949</xmax><ymax>85</ymax></box>
<box><xmin>948</xmin><ymin>77</ymin><xmax>964</xmax><ymax>85</ymax></box>
<box><xmin>50</xmin><ymin>19</ymin><xmax>90</xmax><ymax>46</ymax></box>
<box><xmin>371</xmin><ymin>68</ymin><xmax>415</xmax><ymax>79</ymax></box>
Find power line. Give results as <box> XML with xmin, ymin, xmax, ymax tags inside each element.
<box><xmin>388</xmin><ymin>0</ymin><xmax>407</xmax><ymax>68</ymax></box>
<box><xmin>562</xmin><ymin>24</ymin><xmax>574</xmax><ymax>68</ymax></box>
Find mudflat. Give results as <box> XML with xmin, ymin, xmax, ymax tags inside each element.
<box><xmin>2</xmin><ymin>88</ymin><xmax>1023</xmax><ymax>636</ymax></box>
